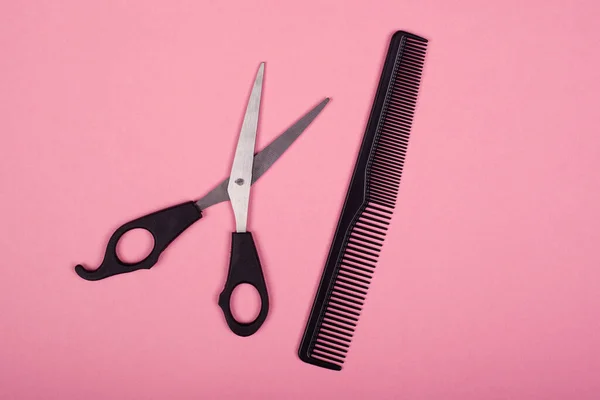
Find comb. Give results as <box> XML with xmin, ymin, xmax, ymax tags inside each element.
<box><xmin>298</xmin><ymin>31</ymin><xmax>428</xmax><ymax>371</ymax></box>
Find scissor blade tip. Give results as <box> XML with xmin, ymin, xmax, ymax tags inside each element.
<box><xmin>256</xmin><ymin>63</ymin><xmax>265</xmax><ymax>79</ymax></box>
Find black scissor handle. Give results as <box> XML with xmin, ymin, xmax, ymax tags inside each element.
<box><xmin>75</xmin><ymin>201</ymin><xmax>202</xmax><ymax>281</ymax></box>
<box><xmin>218</xmin><ymin>232</ymin><xmax>270</xmax><ymax>337</ymax></box>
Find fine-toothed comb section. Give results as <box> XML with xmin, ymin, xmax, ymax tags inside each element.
<box><xmin>298</xmin><ymin>31</ymin><xmax>428</xmax><ymax>371</ymax></box>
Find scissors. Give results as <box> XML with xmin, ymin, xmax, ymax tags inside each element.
<box><xmin>74</xmin><ymin>62</ymin><xmax>329</xmax><ymax>336</ymax></box>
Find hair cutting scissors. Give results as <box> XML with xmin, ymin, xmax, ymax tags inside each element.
<box><xmin>74</xmin><ymin>62</ymin><xmax>329</xmax><ymax>336</ymax></box>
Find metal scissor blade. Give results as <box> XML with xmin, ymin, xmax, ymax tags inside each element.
<box><xmin>227</xmin><ymin>62</ymin><xmax>264</xmax><ymax>232</ymax></box>
<box><xmin>195</xmin><ymin>97</ymin><xmax>330</xmax><ymax>211</ymax></box>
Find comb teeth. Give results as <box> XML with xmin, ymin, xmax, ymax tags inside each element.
<box><xmin>368</xmin><ymin>36</ymin><xmax>426</xmax><ymax>210</ymax></box>
<box><xmin>298</xmin><ymin>32</ymin><xmax>427</xmax><ymax>371</ymax></box>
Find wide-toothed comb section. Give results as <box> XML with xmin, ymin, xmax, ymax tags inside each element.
<box><xmin>300</xmin><ymin>32</ymin><xmax>427</xmax><ymax>371</ymax></box>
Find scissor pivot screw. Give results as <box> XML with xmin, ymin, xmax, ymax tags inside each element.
<box><xmin>235</xmin><ymin>178</ymin><xmax>245</xmax><ymax>186</ymax></box>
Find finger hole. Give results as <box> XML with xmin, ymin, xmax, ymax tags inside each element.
<box><xmin>230</xmin><ymin>283</ymin><xmax>261</xmax><ymax>323</ymax></box>
<box><xmin>116</xmin><ymin>228</ymin><xmax>155</xmax><ymax>264</ymax></box>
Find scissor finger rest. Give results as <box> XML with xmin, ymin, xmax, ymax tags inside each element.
<box><xmin>75</xmin><ymin>201</ymin><xmax>202</xmax><ymax>281</ymax></box>
<box><xmin>218</xmin><ymin>232</ymin><xmax>269</xmax><ymax>337</ymax></box>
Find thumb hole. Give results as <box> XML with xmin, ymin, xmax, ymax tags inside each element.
<box><xmin>230</xmin><ymin>283</ymin><xmax>261</xmax><ymax>323</ymax></box>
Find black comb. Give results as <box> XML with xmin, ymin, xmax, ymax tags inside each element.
<box><xmin>298</xmin><ymin>31</ymin><xmax>428</xmax><ymax>371</ymax></box>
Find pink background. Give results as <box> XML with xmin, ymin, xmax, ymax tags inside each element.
<box><xmin>1</xmin><ymin>0</ymin><xmax>599</xmax><ymax>399</ymax></box>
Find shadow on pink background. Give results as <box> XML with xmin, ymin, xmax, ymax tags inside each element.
<box><xmin>1</xmin><ymin>0</ymin><xmax>599</xmax><ymax>399</ymax></box>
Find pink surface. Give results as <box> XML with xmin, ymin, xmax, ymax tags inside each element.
<box><xmin>1</xmin><ymin>1</ymin><xmax>599</xmax><ymax>399</ymax></box>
